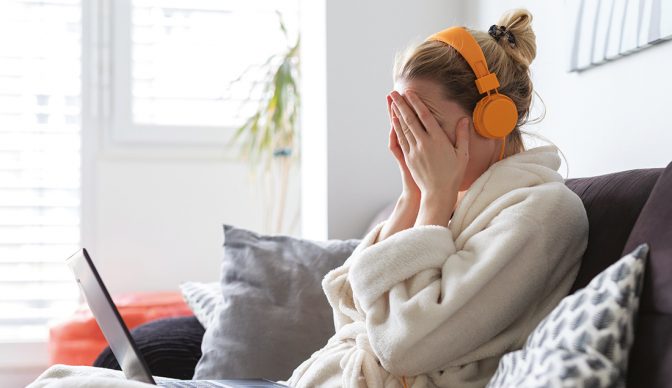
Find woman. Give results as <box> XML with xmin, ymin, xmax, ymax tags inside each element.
<box><xmin>285</xmin><ymin>8</ymin><xmax>588</xmax><ymax>388</ymax></box>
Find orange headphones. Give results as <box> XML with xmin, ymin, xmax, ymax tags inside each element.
<box><xmin>425</xmin><ymin>26</ymin><xmax>518</xmax><ymax>161</ymax></box>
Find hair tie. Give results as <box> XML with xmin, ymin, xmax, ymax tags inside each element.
<box><xmin>488</xmin><ymin>24</ymin><xmax>516</xmax><ymax>47</ymax></box>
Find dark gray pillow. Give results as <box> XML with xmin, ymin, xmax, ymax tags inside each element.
<box><xmin>193</xmin><ymin>224</ymin><xmax>361</xmax><ymax>381</ymax></box>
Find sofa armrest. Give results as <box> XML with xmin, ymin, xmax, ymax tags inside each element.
<box><xmin>93</xmin><ymin>316</ymin><xmax>205</xmax><ymax>379</ymax></box>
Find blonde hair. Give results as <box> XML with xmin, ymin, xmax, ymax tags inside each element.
<box><xmin>393</xmin><ymin>8</ymin><xmax>566</xmax><ymax>172</ymax></box>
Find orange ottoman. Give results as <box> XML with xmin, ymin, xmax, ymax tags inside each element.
<box><xmin>48</xmin><ymin>291</ymin><xmax>194</xmax><ymax>366</ymax></box>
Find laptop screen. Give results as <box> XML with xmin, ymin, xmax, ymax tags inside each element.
<box><xmin>65</xmin><ymin>248</ymin><xmax>156</xmax><ymax>385</ymax></box>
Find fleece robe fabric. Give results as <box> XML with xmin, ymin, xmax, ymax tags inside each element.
<box><xmin>27</xmin><ymin>365</ymin><xmax>154</xmax><ymax>388</ymax></box>
<box><xmin>286</xmin><ymin>144</ymin><xmax>589</xmax><ymax>388</ymax></box>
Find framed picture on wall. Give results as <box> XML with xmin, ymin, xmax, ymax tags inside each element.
<box><xmin>567</xmin><ymin>0</ymin><xmax>672</xmax><ymax>72</ymax></box>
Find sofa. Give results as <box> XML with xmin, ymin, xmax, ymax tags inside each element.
<box><xmin>94</xmin><ymin>162</ymin><xmax>672</xmax><ymax>387</ymax></box>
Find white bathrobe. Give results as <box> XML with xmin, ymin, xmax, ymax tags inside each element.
<box><xmin>286</xmin><ymin>144</ymin><xmax>589</xmax><ymax>388</ymax></box>
<box><xmin>28</xmin><ymin>145</ymin><xmax>588</xmax><ymax>388</ymax></box>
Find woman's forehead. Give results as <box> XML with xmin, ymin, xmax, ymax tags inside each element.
<box><xmin>393</xmin><ymin>78</ymin><xmax>443</xmax><ymax>101</ymax></box>
<box><xmin>393</xmin><ymin>78</ymin><xmax>464</xmax><ymax>123</ymax></box>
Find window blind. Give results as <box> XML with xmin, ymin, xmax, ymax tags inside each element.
<box><xmin>130</xmin><ymin>0</ymin><xmax>299</xmax><ymax>127</ymax></box>
<box><xmin>0</xmin><ymin>0</ymin><xmax>81</xmax><ymax>341</ymax></box>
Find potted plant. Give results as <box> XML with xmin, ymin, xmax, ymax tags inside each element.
<box><xmin>226</xmin><ymin>10</ymin><xmax>301</xmax><ymax>235</ymax></box>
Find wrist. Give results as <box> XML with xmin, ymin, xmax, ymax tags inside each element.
<box><xmin>420</xmin><ymin>189</ymin><xmax>456</xmax><ymax>208</ymax></box>
<box><xmin>415</xmin><ymin>190</ymin><xmax>457</xmax><ymax>227</ymax></box>
<box><xmin>375</xmin><ymin>192</ymin><xmax>421</xmax><ymax>243</ymax></box>
<box><xmin>399</xmin><ymin>191</ymin><xmax>421</xmax><ymax>209</ymax></box>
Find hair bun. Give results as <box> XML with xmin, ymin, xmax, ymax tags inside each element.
<box><xmin>495</xmin><ymin>8</ymin><xmax>536</xmax><ymax>67</ymax></box>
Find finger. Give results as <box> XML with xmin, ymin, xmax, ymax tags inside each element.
<box><xmin>386</xmin><ymin>94</ymin><xmax>394</xmax><ymax>126</ymax></box>
<box><xmin>388</xmin><ymin>125</ymin><xmax>398</xmax><ymax>148</ymax></box>
<box><xmin>387</xmin><ymin>94</ymin><xmax>402</xmax><ymax>150</ymax></box>
<box><xmin>389</xmin><ymin>126</ymin><xmax>405</xmax><ymax>158</ymax></box>
<box><xmin>392</xmin><ymin>101</ymin><xmax>416</xmax><ymax>147</ymax></box>
<box><xmin>455</xmin><ymin>117</ymin><xmax>471</xmax><ymax>159</ymax></box>
<box><xmin>391</xmin><ymin>91</ymin><xmax>425</xmax><ymax>143</ymax></box>
<box><xmin>391</xmin><ymin>106</ymin><xmax>410</xmax><ymax>154</ymax></box>
<box><xmin>391</xmin><ymin>93</ymin><xmax>421</xmax><ymax>143</ymax></box>
<box><xmin>392</xmin><ymin>116</ymin><xmax>410</xmax><ymax>154</ymax></box>
<box><xmin>405</xmin><ymin>90</ymin><xmax>442</xmax><ymax>138</ymax></box>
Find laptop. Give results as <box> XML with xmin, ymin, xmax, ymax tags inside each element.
<box><xmin>65</xmin><ymin>248</ymin><xmax>289</xmax><ymax>387</ymax></box>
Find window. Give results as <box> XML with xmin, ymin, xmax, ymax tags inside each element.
<box><xmin>110</xmin><ymin>0</ymin><xmax>299</xmax><ymax>145</ymax></box>
<box><xmin>0</xmin><ymin>0</ymin><xmax>82</xmax><ymax>341</ymax></box>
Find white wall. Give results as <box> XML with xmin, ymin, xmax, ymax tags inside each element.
<box><xmin>301</xmin><ymin>0</ymin><xmax>466</xmax><ymax>240</ymax></box>
<box><xmin>89</xmin><ymin>155</ymin><xmax>291</xmax><ymax>294</ymax></box>
<box><xmin>463</xmin><ymin>1</ymin><xmax>672</xmax><ymax>179</ymax></box>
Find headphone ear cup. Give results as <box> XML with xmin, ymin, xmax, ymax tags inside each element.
<box><xmin>473</xmin><ymin>94</ymin><xmax>518</xmax><ymax>139</ymax></box>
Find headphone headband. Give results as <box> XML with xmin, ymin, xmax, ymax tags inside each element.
<box><xmin>425</xmin><ymin>27</ymin><xmax>500</xmax><ymax>94</ymax></box>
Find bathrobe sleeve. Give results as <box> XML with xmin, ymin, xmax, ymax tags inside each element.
<box><xmin>322</xmin><ymin>219</ymin><xmax>388</xmax><ymax>332</ymax></box>
<box><xmin>346</xmin><ymin>182</ymin><xmax>589</xmax><ymax>377</ymax></box>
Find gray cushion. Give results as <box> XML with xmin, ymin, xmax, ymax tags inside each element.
<box><xmin>193</xmin><ymin>224</ymin><xmax>361</xmax><ymax>381</ymax></box>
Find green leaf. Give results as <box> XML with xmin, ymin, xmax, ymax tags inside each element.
<box><xmin>227</xmin><ymin>25</ymin><xmax>301</xmax><ymax>171</ymax></box>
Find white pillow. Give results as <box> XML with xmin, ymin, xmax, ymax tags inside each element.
<box><xmin>487</xmin><ymin>243</ymin><xmax>649</xmax><ymax>388</ymax></box>
<box><xmin>179</xmin><ymin>281</ymin><xmax>222</xmax><ymax>329</ymax></box>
